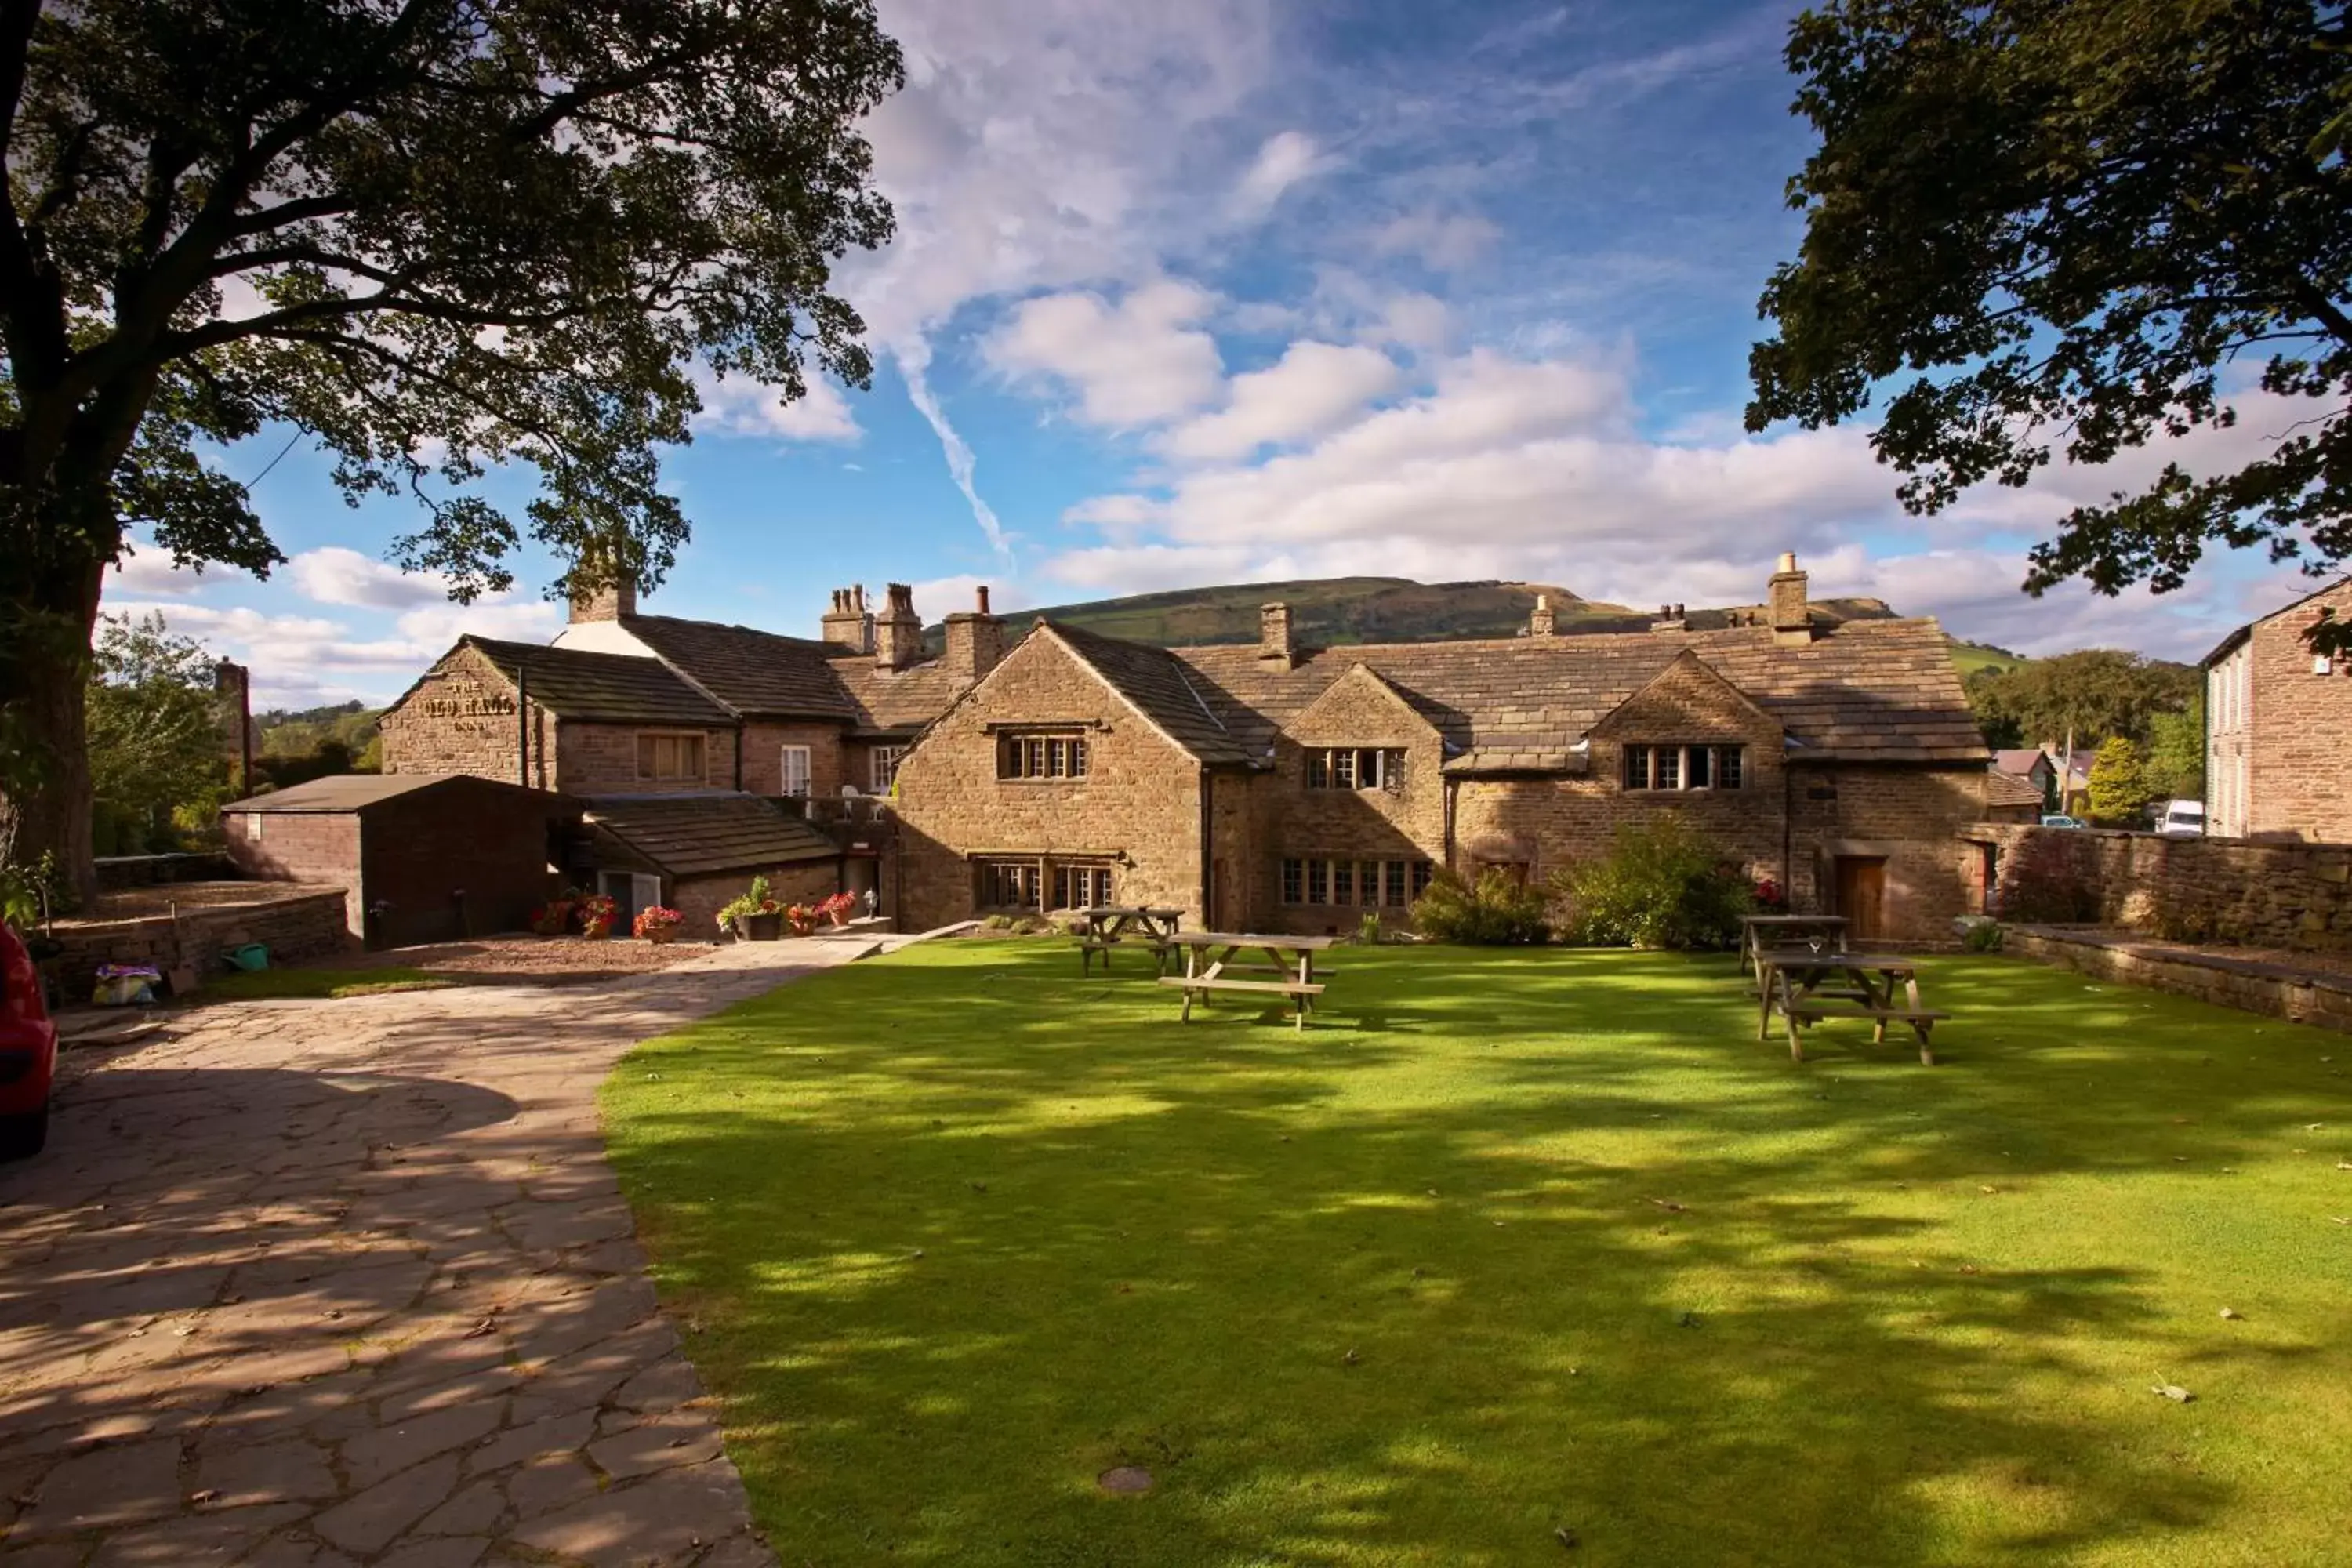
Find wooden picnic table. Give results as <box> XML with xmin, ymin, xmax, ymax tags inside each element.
<box><xmin>1739</xmin><ymin>914</ymin><xmax>1848</xmax><ymax>977</ymax></box>
<box><xmin>1156</xmin><ymin>931</ymin><xmax>1335</xmax><ymax>1030</ymax></box>
<box><xmin>1754</xmin><ymin>946</ymin><xmax>1945</xmax><ymax>1065</ymax></box>
<box><xmin>1071</xmin><ymin>905</ymin><xmax>1185</xmax><ymax>975</ymax></box>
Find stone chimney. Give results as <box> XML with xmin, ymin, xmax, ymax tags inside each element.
<box><xmin>821</xmin><ymin>586</ymin><xmax>873</xmax><ymax>653</ymax></box>
<box><xmin>568</xmin><ymin>577</ymin><xmax>637</xmax><ymax>623</ymax></box>
<box><xmin>1651</xmin><ymin>601</ymin><xmax>1688</xmax><ymax>633</ymax></box>
<box><xmin>1259</xmin><ymin>602</ymin><xmax>1298</xmax><ymax>668</ymax></box>
<box><xmin>1769</xmin><ymin>551</ymin><xmax>1814</xmax><ymax>646</ymax></box>
<box><xmin>874</xmin><ymin>582</ymin><xmax>924</xmax><ymax>671</ymax></box>
<box><xmin>1528</xmin><ymin>593</ymin><xmax>1556</xmax><ymax>637</ymax></box>
<box><xmin>943</xmin><ymin>584</ymin><xmax>1005</xmax><ymax>684</ymax></box>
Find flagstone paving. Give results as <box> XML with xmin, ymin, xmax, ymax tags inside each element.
<box><xmin>0</xmin><ymin>935</ymin><xmax>899</xmax><ymax>1566</ymax></box>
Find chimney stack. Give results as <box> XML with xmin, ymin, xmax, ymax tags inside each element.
<box><xmin>1259</xmin><ymin>602</ymin><xmax>1298</xmax><ymax>668</ymax></box>
<box><xmin>874</xmin><ymin>582</ymin><xmax>924</xmax><ymax>671</ymax></box>
<box><xmin>943</xmin><ymin>583</ymin><xmax>1005</xmax><ymax>686</ymax></box>
<box><xmin>1769</xmin><ymin>551</ymin><xmax>1814</xmax><ymax>646</ymax></box>
<box><xmin>568</xmin><ymin>577</ymin><xmax>637</xmax><ymax>624</ymax></box>
<box><xmin>1528</xmin><ymin>593</ymin><xmax>1556</xmax><ymax>637</ymax></box>
<box><xmin>820</xmin><ymin>585</ymin><xmax>873</xmax><ymax>653</ymax></box>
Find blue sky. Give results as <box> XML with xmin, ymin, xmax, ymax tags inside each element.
<box><xmin>107</xmin><ymin>0</ymin><xmax>2316</xmax><ymax>706</ymax></box>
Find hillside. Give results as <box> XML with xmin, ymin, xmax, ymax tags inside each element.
<box><xmin>940</xmin><ymin>577</ymin><xmax>1903</xmax><ymax>652</ymax></box>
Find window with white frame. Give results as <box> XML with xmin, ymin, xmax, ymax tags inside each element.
<box><xmin>975</xmin><ymin>858</ymin><xmax>1114</xmax><ymax>911</ymax></box>
<box><xmin>1279</xmin><ymin>856</ymin><xmax>1432</xmax><ymax>908</ymax></box>
<box><xmin>1305</xmin><ymin>746</ymin><xmax>1407</xmax><ymax>791</ymax></box>
<box><xmin>779</xmin><ymin>744</ymin><xmax>812</xmax><ymax>797</ymax></box>
<box><xmin>977</xmin><ymin>859</ymin><xmax>1042</xmax><ymax>910</ymax></box>
<box><xmin>870</xmin><ymin>745</ymin><xmax>906</xmax><ymax>793</ymax></box>
<box><xmin>1623</xmin><ymin>743</ymin><xmax>1743</xmax><ymax>791</ymax></box>
<box><xmin>1052</xmin><ymin>864</ymin><xmax>1115</xmax><ymax>909</ymax></box>
<box><xmin>637</xmin><ymin>732</ymin><xmax>706</xmax><ymax>782</ymax></box>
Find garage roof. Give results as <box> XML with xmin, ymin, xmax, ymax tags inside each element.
<box><xmin>224</xmin><ymin>774</ymin><xmax>575</xmax><ymax>813</ymax></box>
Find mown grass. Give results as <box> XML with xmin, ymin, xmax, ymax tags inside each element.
<box><xmin>199</xmin><ymin>965</ymin><xmax>456</xmax><ymax>1001</ymax></box>
<box><xmin>603</xmin><ymin>941</ymin><xmax>2352</xmax><ymax>1566</ymax></box>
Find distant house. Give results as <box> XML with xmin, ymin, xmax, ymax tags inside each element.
<box><xmin>2203</xmin><ymin>578</ymin><xmax>2352</xmax><ymax>842</ymax></box>
<box><xmin>1991</xmin><ymin>749</ymin><xmax>2056</xmax><ymax>813</ymax></box>
<box><xmin>1983</xmin><ymin>768</ymin><xmax>2047</xmax><ymax>823</ymax></box>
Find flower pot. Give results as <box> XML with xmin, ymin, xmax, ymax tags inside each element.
<box><xmin>738</xmin><ymin>912</ymin><xmax>783</xmax><ymax>942</ymax></box>
<box><xmin>580</xmin><ymin>919</ymin><xmax>612</xmax><ymax>940</ymax></box>
<box><xmin>644</xmin><ymin>925</ymin><xmax>677</xmax><ymax>946</ymax></box>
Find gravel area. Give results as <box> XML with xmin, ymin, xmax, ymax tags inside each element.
<box><xmin>328</xmin><ymin>934</ymin><xmax>723</xmax><ymax>984</ymax></box>
<box><xmin>63</xmin><ymin>881</ymin><xmax>316</xmax><ymax>922</ymax></box>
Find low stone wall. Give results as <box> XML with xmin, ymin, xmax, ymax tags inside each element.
<box><xmin>1963</xmin><ymin>824</ymin><xmax>2352</xmax><ymax>953</ymax></box>
<box><xmin>2005</xmin><ymin>926</ymin><xmax>2352</xmax><ymax>1033</ymax></box>
<box><xmin>42</xmin><ymin>888</ymin><xmax>354</xmax><ymax>1000</ymax></box>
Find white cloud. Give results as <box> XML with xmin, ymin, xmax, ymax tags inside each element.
<box><xmin>1158</xmin><ymin>342</ymin><xmax>1403</xmax><ymax>463</ymax></box>
<box><xmin>985</xmin><ymin>280</ymin><xmax>1225</xmax><ymax>428</ymax></box>
<box><xmin>1231</xmin><ymin>130</ymin><xmax>1337</xmax><ymax>221</ymax></box>
<box><xmin>898</xmin><ymin>338</ymin><xmax>1012</xmax><ymax>561</ymax></box>
<box><xmin>1373</xmin><ymin>209</ymin><xmax>1501</xmax><ymax>271</ymax></box>
<box><xmin>107</xmin><ymin>539</ymin><xmax>243</xmax><ymax>597</ymax></box>
<box><xmin>692</xmin><ymin>366</ymin><xmax>862</xmax><ymax>443</ymax></box>
<box><xmin>289</xmin><ymin>547</ymin><xmax>452</xmax><ymax>610</ymax></box>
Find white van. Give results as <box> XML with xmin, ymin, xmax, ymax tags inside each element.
<box><xmin>2157</xmin><ymin>800</ymin><xmax>2205</xmax><ymax>838</ymax></box>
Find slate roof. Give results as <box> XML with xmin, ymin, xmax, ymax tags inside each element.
<box><xmin>463</xmin><ymin>637</ymin><xmax>731</xmax><ymax>725</ymax></box>
<box><xmin>1993</xmin><ymin>748</ymin><xmax>2051</xmax><ymax>777</ymax></box>
<box><xmin>828</xmin><ymin>655</ymin><xmax>966</xmax><ymax>734</ymax></box>
<box><xmin>583</xmin><ymin>793</ymin><xmax>838</xmax><ymax>877</ymax></box>
<box><xmin>1443</xmin><ymin>746</ymin><xmax>1587</xmax><ymax>776</ymax></box>
<box><xmin>1171</xmin><ymin>618</ymin><xmax>1985</xmax><ymax>765</ymax></box>
<box><xmin>1985</xmin><ymin>770</ymin><xmax>2049</xmax><ymax>809</ymax></box>
<box><xmin>1047</xmin><ymin>621</ymin><xmax>1256</xmax><ymax>765</ymax></box>
<box><xmin>616</xmin><ymin>615</ymin><xmax>857</xmax><ymax>719</ymax></box>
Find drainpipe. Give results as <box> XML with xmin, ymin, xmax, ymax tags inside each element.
<box><xmin>1197</xmin><ymin>766</ymin><xmax>1213</xmax><ymax>924</ymax></box>
<box><xmin>1781</xmin><ymin>758</ymin><xmax>1795</xmax><ymax>910</ymax></box>
<box><xmin>732</xmin><ymin>722</ymin><xmax>744</xmax><ymax>791</ymax></box>
<box><xmin>515</xmin><ymin>661</ymin><xmax>529</xmax><ymax>787</ymax></box>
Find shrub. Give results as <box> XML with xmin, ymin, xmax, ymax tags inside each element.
<box><xmin>1410</xmin><ymin>869</ymin><xmax>1555</xmax><ymax>945</ymax></box>
<box><xmin>1958</xmin><ymin>917</ymin><xmax>2005</xmax><ymax>953</ymax></box>
<box><xmin>1559</xmin><ymin>815</ymin><xmax>1753</xmax><ymax>950</ymax></box>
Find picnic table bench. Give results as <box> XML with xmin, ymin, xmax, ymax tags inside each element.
<box><xmin>1156</xmin><ymin>931</ymin><xmax>1334</xmax><ymax>1029</ymax></box>
<box><xmin>1070</xmin><ymin>905</ymin><xmax>1185</xmax><ymax>975</ymax></box>
<box><xmin>1754</xmin><ymin>946</ymin><xmax>1947</xmax><ymax>1065</ymax></box>
<box><xmin>1739</xmin><ymin>914</ymin><xmax>1848</xmax><ymax>977</ymax></box>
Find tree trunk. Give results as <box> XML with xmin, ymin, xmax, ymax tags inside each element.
<box><xmin>0</xmin><ymin>522</ymin><xmax>108</xmax><ymax>913</ymax></box>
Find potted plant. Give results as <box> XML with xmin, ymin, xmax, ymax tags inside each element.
<box><xmin>633</xmin><ymin>906</ymin><xmax>685</xmax><ymax>944</ymax></box>
<box><xmin>576</xmin><ymin>893</ymin><xmax>619</xmax><ymax>939</ymax></box>
<box><xmin>717</xmin><ymin>875</ymin><xmax>783</xmax><ymax>941</ymax></box>
<box><xmin>530</xmin><ymin>891</ymin><xmax>579</xmax><ymax>935</ymax></box>
<box><xmin>817</xmin><ymin>891</ymin><xmax>858</xmax><ymax>928</ymax></box>
<box><xmin>784</xmin><ymin>902</ymin><xmax>820</xmax><ymax>937</ymax></box>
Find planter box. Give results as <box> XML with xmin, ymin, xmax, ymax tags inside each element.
<box><xmin>737</xmin><ymin>912</ymin><xmax>784</xmax><ymax>942</ymax></box>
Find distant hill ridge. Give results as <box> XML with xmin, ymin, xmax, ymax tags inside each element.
<box><xmin>930</xmin><ymin>575</ymin><xmax>1906</xmax><ymax>652</ymax></box>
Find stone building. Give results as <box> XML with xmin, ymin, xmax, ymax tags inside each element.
<box><xmin>892</xmin><ymin>554</ymin><xmax>1995</xmax><ymax>943</ymax></box>
<box><xmin>379</xmin><ymin>578</ymin><xmax>1002</xmax><ymax>930</ymax></box>
<box><xmin>2203</xmin><ymin>576</ymin><xmax>2352</xmax><ymax>842</ymax></box>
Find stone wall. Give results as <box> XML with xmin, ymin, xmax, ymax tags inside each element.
<box><xmin>379</xmin><ymin>644</ymin><xmax>545</xmax><ymax>784</ymax></box>
<box><xmin>2005</xmin><ymin>926</ymin><xmax>2352</xmax><ymax>1034</ymax></box>
<box><xmin>554</xmin><ymin>720</ymin><xmax>738</xmax><ymax>795</ymax></box>
<box><xmin>1258</xmin><ymin>666</ymin><xmax>1446</xmax><ymax>934</ymax></box>
<box><xmin>739</xmin><ymin>720</ymin><xmax>858</xmax><ymax>798</ymax></box>
<box><xmin>44</xmin><ymin>887</ymin><xmax>353</xmax><ymax>998</ymax></box>
<box><xmin>670</xmin><ymin>861</ymin><xmax>840</xmax><ymax>937</ymax></box>
<box><xmin>93</xmin><ymin>852</ymin><xmax>237</xmax><ymax>889</ymax></box>
<box><xmin>1965</xmin><ymin>823</ymin><xmax>2352</xmax><ymax>952</ymax></box>
<box><xmin>1791</xmin><ymin>764</ymin><xmax>1988</xmax><ymax>944</ymax></box>
<box><xmin>892</xmin><ymin>632</ymin><xmax>1204</xmax><ymax>931</ymax></box>
<box><xmin>224</xmin><ymin>811</ymin><xmax>364</xmax><ymax>932</ymax></box>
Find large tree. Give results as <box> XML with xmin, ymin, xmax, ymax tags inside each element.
<box><xmin>1748</xmin><ymin>1</ymin><xmax>2352</xmax><ymax>638</ymax></box>
<box><xmin>0</xmin><ymin>0</ymin><xmax>902</xmax><ymax>903</ymax></box>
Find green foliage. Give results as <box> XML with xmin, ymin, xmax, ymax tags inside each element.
<box><xmin>2086</xmin><ymin>736</ymin><xmax>2153</xmax><ymax>826</ymax></box>
<box><xmin>1409</xmin><ymin>869</ymin><xmax>1554</xmax><ymax>946</ymax></box>
<box><xmin>1963</xmin><ymin>650</ymin><xmax>2195</xmax><ymax>751</ymax></box>
<box><xmin>256</xmin><ymin>702</ymin><xmax>383</xmax><ymax>782</ymax></box>
<box><xmin>1750</xmin><ymin>0</ymin><xmax>2352</xmax><ymax>652</ymax></box>
<box><xmin>2</xmin><ymin>0</ymin><xmax>906</xmax><ymax>888</ymax></box>
<box><xmin>2143</xmin><ymin>696</ymin><xmax>2206</xmax><ymax>801</ymax></box>
<box><xmin>1960</xmin><ymin>919</ymin><xmax>2005</xmax><ymax>953</ymax></box>
<box><xmin>1559</xmin><ymin>815</ymin><xmax>1754</xmax><ymax>949</ymax></box>
<box><xmin>85</xmin><ymin>613</ymin><xmax>230</xmax><ymax>855</ymax></box>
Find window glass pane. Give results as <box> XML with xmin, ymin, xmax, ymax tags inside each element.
<box><xmin>1330</xmin><ymin>750</ymin><xmax>1355</xmax><ymax>789</ymax></box>
<box><xmin>1410</xmin><ymin>860</ymin><xmax>1434</xmax><ymax>899</ymax></box>
<box><xmin>1094</xmin><ymin>868</ymin><xmax>1112</xmax><ymax>905</ymax></box>
<box><xmin>1308</xmin><ymin>860</ymin><xmax>1329</xmax><ymax>905</ymax></box>
<box><xmin>1072</xmin><ymin>739</ymin><xmax>1089</xmax><ymax>776</ymax></box>
<box><xmin>1332</xmin><ymin>861</ymin><xmax>1354</xmax><ymax>905</ymax></box>
<box><xmin>1358</xmin><ymin>749</ymin><xmax>1382</xmax><ymax>788</ymax></box>
<box><xmin>1624</xmin><ymin>746</ymin><xmax>1649</xmax><ymax>789</ymax></box>
<box><xmin>1308</xmin><ymin>751</ymin><xmax>1329</xmax><ymax>789</ymax></box>
<box><xmin>1718</xmin><ymin>746</ymin><xmax>1742</xmax><ymax>789</ymax></box>
<box><xmin>1282</xmin><ymin>858</ymin><xmax>1304</xmax><ymax>904</ymax></box>
<box><xmin>1384</xmin><ymin>750</ymin><xmax>1406</xmax><ymax>793</ymax></box>
<box><xmin>1657</xmin><ymin>747</ymin><xmax>1680</xmax><ymax>789</ymax></box>
<box><xmin>780</xmin><ymin>746</ymin><xmax>810</xmax><ymax>795</ymax></box>
<box><xmin>1385</xmin><ymin>861</ymin><xmax>1406</xmax><ymax>906</ymax></box>
<box><xmin>1687</xmin><ymin>745</ymin><xmax>1711</xmax><ymax>789</ymax></box>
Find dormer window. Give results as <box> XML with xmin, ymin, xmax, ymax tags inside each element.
<box><xmin>1307</xmin><ymin>747</ymin><xmax>1406</xmax><ymax>791</ymax></box>
<box><xmin>1624</xmin><ymin>744</ymin><xmax>1743</xmax><ymax>791</ymax></box>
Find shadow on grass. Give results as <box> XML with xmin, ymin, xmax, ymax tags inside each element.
<box><xmin>606</xmin><ymin>941</ymin><xmax>2349</xmax><ymax>1566</ymax></box>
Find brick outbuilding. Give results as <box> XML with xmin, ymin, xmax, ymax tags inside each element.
<box><xmin>221</xmin><ymin>774</ymin><xmax>581</xmax><ymax>946</ymax></box>
<box><xmin>2203</xmin><ymin>577</ymin><xmax>2352</xmax><ymax>842</ymax></box>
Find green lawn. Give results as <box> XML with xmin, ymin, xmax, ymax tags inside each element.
<box><xmin>602</xmin><ymin>941</ymin><xmax>2352</xmax><ymax>1566</ymax></box>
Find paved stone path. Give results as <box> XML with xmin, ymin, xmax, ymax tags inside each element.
<box><xmin>0</xmin><ymin>935</ymin><xmax>896</xmax><ymax>1567</ymax></box>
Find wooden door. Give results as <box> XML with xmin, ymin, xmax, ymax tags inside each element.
<box><xmin>1835</xmin><ymin>857</ymin><xmax>1887</xmax><ymax>942</ymax></box>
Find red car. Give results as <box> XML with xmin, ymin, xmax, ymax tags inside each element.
<box><xmin>0</xmin><ymin>923</ymin><xmax>56</xmax><ymax>1159</ymax></box>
